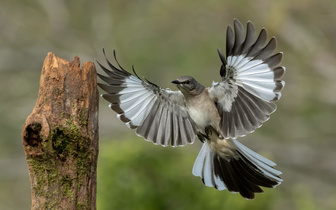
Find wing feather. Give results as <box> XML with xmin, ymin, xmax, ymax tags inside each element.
<box><xmin>98</xmin><ymin>50</ymin><xmax>198</xmax><ymax>147</ymax></box>
<box><xmin>210</xmin><ymin>20</ymin><xmax>285</xmax><ymax>139</ymax></box>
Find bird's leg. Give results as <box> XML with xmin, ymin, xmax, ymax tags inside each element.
<box><xmin>197</xmin><ymin>133</ymin><xmax>205</xmax><ymax>143</ymax></box>
<box><xmin>197</xmin><ymin>125</ymin><xmax>224</xmax><ymax>143</ymax></box>
<box><xmin>197</xmin><ymin>132</ymin><xmax>210</xmax><ymax>143</ymax></box>
<box><xmin>205</xmin><ymin>125</ymin><xmax>224</xmax><ymax>139</ymax></box>
<box><xmin>205</xmin><ymin>125</ymin><xmax>214</xmax><ymax>138</ymax></box>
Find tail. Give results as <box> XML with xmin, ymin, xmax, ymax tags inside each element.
<box><xmin>192</xmin><ymin>139</ymin><xmax>282</xmax><ymax>199</ymax></box>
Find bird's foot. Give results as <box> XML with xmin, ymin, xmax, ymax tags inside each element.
<box><xmin>197</xmin><ymin>132</ymin><xmax>210</xmax><ymax>143</ymax></box>
<box><xmin>205</xmin><ymin>125</ymin><xmax>217</xmax><ymax>137</ymax></box>
<box><xmin>205</xmin><ymin>125</ymin><xmax>224</xmax><ymax>139</ymax></box>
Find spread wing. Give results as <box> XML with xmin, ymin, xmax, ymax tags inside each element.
<box><xmin>97</xmin><ymin>49</ymin><xmax>198</xmax><ymax>147</ymax></box>
<box><xmin>209</xmin><ymin>19</ymin><xmax>285</xmax><ymax>139</ymax></box>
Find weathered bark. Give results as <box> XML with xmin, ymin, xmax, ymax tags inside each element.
<box><xmin>22</xmin><ymin>52</ymin><xmax>99</xmax><ymax>209</ymax></box>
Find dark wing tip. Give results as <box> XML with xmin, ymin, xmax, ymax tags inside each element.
<box><xmin>226</xmin><ymin>25</ymin><xmax>235</xmax><ymax>56</ymax></box>
<box><xmin>217</xmin><ymin>48</ymin><xmax>226</xmax><ymax>65</ymax></box>
<box><xmin>112</xmin><ymin>50</ymin><xmax>126</xmax><ymax>71</ymax></box>
<box><xmin>246</xmin><ymin>20</ymin><xmax>255</xmax><ymax>31</ymax></box>
<box><xmin>264</xmin><ymin>52</ymin><xmax>283</xmax><ymax>68</ymax></box>
<box><xmin>113</xmin><ymin>49</ymin><xmax>117</xmax><ymax>59</ymax></box>
<box><xmin>233</xmin><ymin>18</ymin><xmax>243</xmax><ymax>27</ymax></box>
<box><xmin>132</xmin><ymin>65</ymin><xmax>141</xmax><ymax>80</ymax></box>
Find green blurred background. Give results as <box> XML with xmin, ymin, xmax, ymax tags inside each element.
<box><xmin>1</xmin><ymin>0</ymin><xmax>336</xmax><ymax>209</ymax></box>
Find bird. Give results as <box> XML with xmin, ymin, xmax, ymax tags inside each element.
<box><xmin>97</xmin><ymin>19</ymin><xmax>285</xmax><ymax>199</ymax></box>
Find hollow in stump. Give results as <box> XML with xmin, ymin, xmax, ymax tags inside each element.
<box><xmin>22</xmin><ymin>52</ymin><xmax>99</xmax><ymax>209</ymax></box>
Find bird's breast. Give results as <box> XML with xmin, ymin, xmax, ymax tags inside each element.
<box><xmin>185</xmin><ymin>89</ymin><xmax>221</xmax><ymax>132</ymax></box>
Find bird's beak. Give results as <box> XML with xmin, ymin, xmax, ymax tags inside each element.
<box><xmin>171</xmin><ymin>80</ymin><xmax>180</xmax><ymax>84</ymax></box>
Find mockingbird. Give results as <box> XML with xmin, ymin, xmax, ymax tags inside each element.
<box><xmin>97</xmin><ymin>19</ymin><xmax>285</xmax><ymax>199</ymax></box>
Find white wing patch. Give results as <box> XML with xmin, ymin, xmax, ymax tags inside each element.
<box><xmin>210</xmin><ymin>19</ymin><xmax>285</xmax><ymax>139</ymax></box>
<box><xmin>226</xmin><ymin>55</ymin><xmax>283</xmax><ymax>102</ymax></box>
<box><xmin>97</xmin><ymin>52</ymin><xmax>198</xmax><ymax>147</ymax></box>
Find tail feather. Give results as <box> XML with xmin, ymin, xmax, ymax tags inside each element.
<box><xmin>233</xmin><ymin>139</ymin><xmax>282</xmax><ymax>183</ymax></box>
<box><xmin>213</xmin><ymin>155</ymin><xmax>239</xmax><ymax>192</ymax></box>
<box><xmin>192</xmin><ymin>140</ymin><xmax>282</xmax><ymax>199</ymax></box>
<box><xmin>233</xmin><ymin>151</ymin><xmax>277</xmax><ymax>188</ymax></box>
<box><xmin>193</xmin><ymin>141</ymin><xmax>228</xmax><ymax>190</ymax></box>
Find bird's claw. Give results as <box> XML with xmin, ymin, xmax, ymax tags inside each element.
<box><xmin>205</xmin><ymin>125</ymin><xmax>212</xmax><ymax>137</ymax></box>
<box><xmin>197</xmin><ymin>133</ymin><xmax>205</xmax><ymax>143</ymax></box>
<box><xmin>205</xmin><ymin>125</ymin><xmax>224</xmax><ymax>139</ymax></box>
<box><xmin>197</xmin><ymin>126</ymin><xmax>223</xmax><ymax>143</ymax></box>
<box><xmin>197</xmin><ymin>132</ymin><xmax>210</xmax><ymax>143</ymax></box>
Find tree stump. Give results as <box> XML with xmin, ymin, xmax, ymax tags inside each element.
<box><xmin>22</xmin><ymin>52</ymin><xmax>99</xmax><ymax>209</ymax></box>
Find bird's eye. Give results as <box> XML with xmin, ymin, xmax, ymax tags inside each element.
<box><xmin>185</xmin><ymin>81</ymin><xmax>190</xmax><ymax>84</ymax></box>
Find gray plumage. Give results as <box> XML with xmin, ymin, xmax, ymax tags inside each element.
<box><xmin>97</xmin><ymin>19</ymin><xmax>285</xmax><ymax>199</ymax></box>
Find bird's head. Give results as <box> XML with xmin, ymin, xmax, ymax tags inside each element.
<box><xmin>172</xmin><ymin>76</ymin><xmax>205</xmax><ymax>96</ymax></box>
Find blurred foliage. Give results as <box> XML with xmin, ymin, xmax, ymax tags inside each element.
<box><xmin>98</xmin><ymin>137</ymin><xmax>277</xmax><ymax>210</ymax></box>
<box><xmin>1</xmin><ymin>0</ymin><xmax>336</xmax><ymax>209</ymax></box>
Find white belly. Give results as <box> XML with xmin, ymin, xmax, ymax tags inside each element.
<box><xmin>187</xmin><ymin>105</ymin><xmax>220</xmax><ymax>132</ymax></box>
<box><xmin>185</xmin><ymin>89</ymin><xmax>221</xmax><ymax>133</ymax></box>
<box><xmin>188</xmin><ymin>107</ymin><xmax>209</xmax><ymax>130</ymax></box>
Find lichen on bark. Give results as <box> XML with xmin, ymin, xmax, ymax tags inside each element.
<box><xmin>22</xmin><ymin>52</ymin><xmax>99</xmax><ymax>210</ymax></box>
